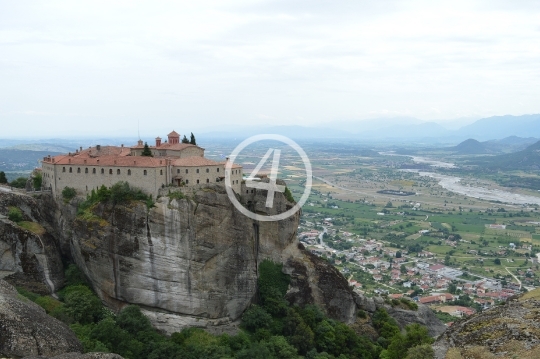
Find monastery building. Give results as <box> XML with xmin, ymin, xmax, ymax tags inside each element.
<box><xmin>40</xmin><ymin>131</ymin><xmax>243</xmax><ymax>198</ymax></box>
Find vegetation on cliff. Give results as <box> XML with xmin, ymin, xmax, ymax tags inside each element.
<box><xmin>16</xmin><ymin>261</ymin><xmax>435</xmax><ymax>359</ymax></box>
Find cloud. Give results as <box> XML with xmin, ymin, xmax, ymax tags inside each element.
<box><xmin>0</xmin><ymin>0</ymin><xmax>540</xmax><ymax>137</ymax></box>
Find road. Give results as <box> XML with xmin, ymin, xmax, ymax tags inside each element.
<box><xmin>505</xmin><ymin>267</ymin><xmax>522</xmax><ymax>289</ymax></box>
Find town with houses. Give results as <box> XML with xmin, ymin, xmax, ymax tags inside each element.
<box><xmin>298</xmin><ymin>212</ymin><xmax>527</xmax><ymax>325</ymax></box>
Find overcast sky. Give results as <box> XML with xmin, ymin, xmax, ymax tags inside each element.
<box><xmin>1</xmin><ymin>0</ymin><xmax>540</xmax><ymax>138</ymax></box>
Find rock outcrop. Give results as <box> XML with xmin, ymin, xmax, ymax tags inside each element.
<box><xmin>0</xmin><ymin>192</ymin><xmax>64</xmax><ymax>294</ymax></box>
<box><xmin>433</xmin><ymin>289</ymin><xmax>540</xmax><ymax>358</ymax></box>
<box><xmin>0</xmin><ymin>279</ymin><xmax>82</xmax><ymax>358</ymax></box>
<box><xmin>0</xmin><ymin>182</ymin><xmax>445</xmax><ymax>337</ymax></box>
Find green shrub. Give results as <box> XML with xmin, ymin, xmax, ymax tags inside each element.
<box><xmin>16</xmin><ymin>286</ymin><xmax>40</xmax><ymax>301</ymax></box>
<box><xmin>241</xmin><ymin>305</ymin><xmax>272</xmax><ymax>332</ymax></box>
<box><xmin>8</xmin><ymin>207</ymin><xmax>23</xmax><ymax>223</ymax></box>
<box><xmin>284</xmin><ymin>187</ymin><xmax>295</xmax><ymax>203</ymax></box>
<box><xmin>35</xmin><ymin>296</ymin><xmax>63</xmax><ymax>314</ymax></box>
<box><xmin>62</xmin><ymin>187</ymin><xmax>77</xmax><ymax>201</ymax></box>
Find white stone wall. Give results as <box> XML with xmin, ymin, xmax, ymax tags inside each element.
<box><xmin>44</xmin><ymin>162</ymin><xmax>243</xmax><ymax>198</ymax></box>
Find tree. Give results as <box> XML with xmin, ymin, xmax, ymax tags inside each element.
<box><xmin>181</xmin><ymin>135</ymin><xmax>190</xmax><ymax>144</ymax></box>
<box><xmin>0</xmin><ymin>171</ymin><xmax>7</xmax><ymax>184</ymax></box>
<box><xmin>9</xmin><ymin>177</ymin><xmax>28</xmax><ymax>188</ymax></box>
<box><xmin>64</xmin><ymin>285</ymin><xmax>103</xmax><ymax>324</ymax></box>
<box><xmin>400</xmin><ymin>264</ymin><xmax>407</xmax><ymax>274</ymax></box>
<box><xmin>494</xmin><ymin>258</ymin><xmax>501</xmax><ymax>265</ymax></box>
<box><xmin>33</xmin><ymin>172</ymin><xmax>42</xmax><ymax>190</ymax></box>
<box><xmin>141</xmin><ymin>142</ymin><xmax>153</xmax><ymax>156</ymax></box>
<box><xmin>190</xmin><ymin>132</ymin><xmax>196</xmax><ymax>145</ymax></box>
<box><xmin>396</xmin><ymin>251</ymin><xmax>402</xmax><ymax>258</ymax></box>
<box><xmin>385</xmin><ymin>201</ymin><xmax>393</xmax><ymax>208</ymax></box>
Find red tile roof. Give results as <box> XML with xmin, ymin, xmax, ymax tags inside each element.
<box><xmin>168</xmin><ymin>130</ymin><xmax>180</xmax><ymax>137</ymax></box>
<box><xmin>52</xmin><ymin>154</ymin><xmax>168</xmax><ymax>168</ymax></box>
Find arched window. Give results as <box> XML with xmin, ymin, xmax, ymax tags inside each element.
<box><xmin>177</xmin><ymin>169</ymin><xmax>180</xmax><ymax>174</ymax></box>
<box><xmin>196</xmin><ymin>169</ymin><xmax>199</xmax><ymax>173</ymax></box>
<box><xmin>186</xmin><ymin>179</ymin><xmax>189</xmax><ymax>184</ymax></box>
<box><xmin>109</xmin><ymin>169</ymin><xmax>113</xmax><ymax>174</ymax></box>
<box><xmin>128</xmin><ymin>169</ymin><xmax>131</xmax><ymax>176</ymax></box>
<box><xmin>206</xmin><ymin>168</ymin><xmax>209</xmax><ymax>173</ymax></box>
<box><xmin>101</xmin><ymin>168</ymin><xmax>104</xmax><ymax>174</ymax></box>
<box><xmin>217</xmin><ymin>168</ymin><xmax>219</xmax><ymax>172</ymax></box>
<box><xmin>117</xmin><ymin>169</ymin><xmax>120</xmax><ymax>175</ymax></box>
<box><xmin>197</xmin><ymin>179</ymin><xmax>199</xmax><ymax>184</ymax></box>
<box><xmin>93</xmin><ymin>168</ymin><xmax>96</xmax><ymax>174</ymax></box>
<box><xmin>77</xmin><ymin>168</ymin><xmax>81</xmax><ymax>173</ymax></box>
<box><xmin>62</xmin><ymin>167</ymin><xmax>66</xmax><ymax>172</ymax></box>
<box><xmin>144</xmin><ymin>170</ymin><xmax>147</xmax><ymax>176</ymax></box>
<box><xmin>185</xmin><ymin>169</ymin><xmax>188</xmax><ymax>174</ymax></box>
<box><xmin>206</xmin><ymin>178</ymin><xmax>209</xmax><ymax>183</ymax></box>
<box><xmin>85</xmin><ymin>168</ymin><xmax>88</xmax><ymax>174</ymax></box>
<box><xmin>160</xmin><ymin>170</ymin><xmax>163</xmax><ymax>175</ymax></box>
<box><xmin>69</xmin><ymin>167</ymin><xmax>72</xmax><ymax>173</ymax></box>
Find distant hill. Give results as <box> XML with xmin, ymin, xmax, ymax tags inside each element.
<box><xmin>471</xmin><ymin>140</ymin><xmax>540</xmax><ymax>170</ymax></box>
<box><xmin>482</xmin><ymin>135</ymin><xmax>539</xmax><ymax>152</ymax></box>
<box><xmin>451</xmin><ymin>139</ymin><xmax>489</xmax><ymax>154</ymax></box>
<box><xmin>456</xmin><ymin>114</ymin><xmax>540</xmax><ymax>141</ymax></box>
<box><xmin>0</xmin><ymin>149</ymin><xmax>62</xmax><ymax>172</ymax></box>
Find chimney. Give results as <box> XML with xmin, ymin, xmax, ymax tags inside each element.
<box><xmin>96</xmin><ymin>145</ymin><xmax>101</xmax><ymax>151</ymax></box>
<box><xmin>156</xmin><ymin>137</ymin><xmax>162</xmax><ymax>147</ymax></box>
<box><xmin>80</xmin><ymin>146</ymin><xmax>83</xmax><ymax>152</ymax></box>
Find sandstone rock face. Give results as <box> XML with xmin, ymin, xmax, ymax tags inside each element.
<box><xmin>0</xmin><ymin>192</ymin><xmax>64</xmax><ymax>294</ymax></box>
<box><xmin>61</xmin><ymin>183</ymin><xmax>304</xmax><ymax>333</ymax></box>
<box><xmin>0</xmin><ymin>279</ymin><xmax>82</xmax><ymax>358</ymax></box>
<box><xmin>387</xmin><ymin>304</ymin><xmax>447</xmax><ymax>338</ymax></box>
<box><xmin>433</xmin><ymin>289</ymin><xmax>540</xmax><ymax>359</ymax></box>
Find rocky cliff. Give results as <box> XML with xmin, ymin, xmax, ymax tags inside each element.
<box><xmin>0</xmin><ymin>278</ymin><xmax>82</xmax><ymax>357</ymax></box>
<box><xmin>0</xmin><ymin>183</ymin><xmax>445</xmax><ymax>337</ymax></box>
<box><xmin>433</xmin><ymin>289</ymin><xmax>540</xmax><ymax>358</ymax></box>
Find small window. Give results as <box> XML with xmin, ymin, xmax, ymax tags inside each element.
<box><xmin>117</xmin><ymin>169</ymin><xmax>121</xmax><ymax>175</ymax></box>
<box><xmin>177</xmin><ymin>169</ymin><xmax>180</xmax><ymax>174</ymax></box>
<box><xmin>217</xmin><ymin>168</ymin><xmax>219</xmax><ymax>172</ymax></box>
<box><xmin>85</xmin><ymin>168</ymin><xmax>88</xmax><ymax>174</ymax></box>
<box><xmin>196</xmin><ymin>169</ymin><xmax>199</xmax><ymax>173</ymax></box>
<box><xmin>160</xmin><ymin>170</ymin><xmax>163</xmax><ymax>175</ymax></box>
<box><xmin>101</xmin><ymin>168</ymin><xmax>104</xmax><ymax>174</ymax></box>
<box><xmin>186</xmin><ymin>180</ymin><xmax>189</xmax><ymax>184</ymax></box>
<box><xmin>69</xmin><ymin>167</ymin><xmax>72</xmax><ymax>173</ymax></box>
<box><xmin>246</xmin><ymin>190</ymin><xmax>249</xmax><ymax>194</ymax></box>
<box><xmin>144</xmin><ymin>170</ymin><xmax>147</xmax><ymax>176</ymax></box>
<box><xmin>109</xmin><ymin>169</ymin><xmax>113</xmax><ymax>174</ymax></box>
<box><xmin>206</xmin><ymin>168</ymin><xmax>209</xmax><ymax>173</ymax></box>
<box><xmin>206</xmin><ymin>178</ymin><xmax>209</xmax><ymax>183</ymax></box>
<box><xmin>128</xmin><ymin>169</ymin><xmax>131</xmax><ymax>176</ymax></box>
<box><xmin>197</xmin><ymin>179</ymin><xmax>199</xmax><ymax>184</ymax></box>
<box><xmin>185</xmin><ymin>169</ymin><xmax>188</xmax><ymax>174</ymax></box>
<box><xmin>62</xmin><ymin>167</ymin><xmax>66</xmax><ymax>172</ymax></box>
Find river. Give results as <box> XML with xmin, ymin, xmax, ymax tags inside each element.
<box><xmin>388</xmin><ymin>153</ymin><xmax>540</xmax><ymax>206</ymax></box>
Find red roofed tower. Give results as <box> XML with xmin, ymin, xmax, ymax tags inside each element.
<box><xmin>168</xmin><ymin>131</ymin><xmax>180</xmax><ymax>145</ymax></box>
<box><xmin>155</xmin><ymin>137</ymin><xmax>162</xmax><ymax>147</ymax></box>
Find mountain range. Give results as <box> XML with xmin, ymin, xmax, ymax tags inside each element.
<box><xmin>200</xmin><ymin>114</ymin><xmax>540</xmax><ymax>143</ymax></box>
